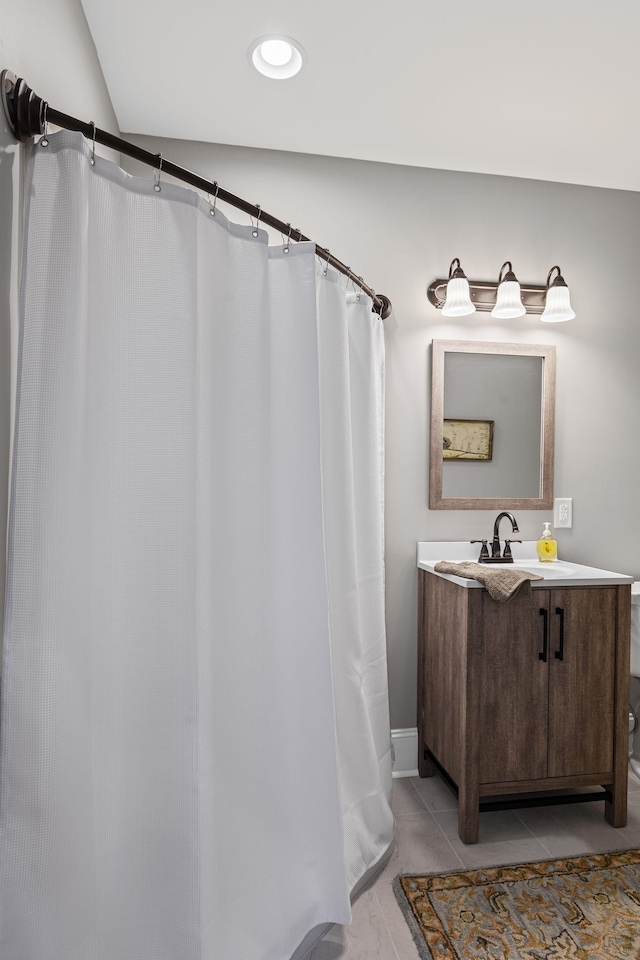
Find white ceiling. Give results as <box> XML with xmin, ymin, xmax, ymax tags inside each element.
<box><xmin>81</xmin><ymin>0</ymin><xmax>640</xmax><ymax>192</ymax></box>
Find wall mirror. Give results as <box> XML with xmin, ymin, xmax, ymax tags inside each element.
<box><xmin>429</xmin><ymin>340</ymin><xmax>556</xmax><ymax>510</ymax></box>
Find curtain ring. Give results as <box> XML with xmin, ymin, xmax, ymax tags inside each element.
<box><xmin>322</xmin><ymin>248</ymin><xmax>330</xmax><ymax>277</ymax></box>
<box><xmin>90</xmin><ymin>121</ymin><xmax>96</xmax><ymax>166</ymax></box>
<box><xmin>356</xmin><ymin>276</ymin><xmax>363</xmax><ymax>301</ymax></box>
<box><xmin>208</xmin><ymin>182</ymin><xmax>219</xmax><ymax>217</ymax></box>
<box><xmin>252</xmin><ymin>204</ymin><xmax>262</xmax><ymax>238</ymax></box>
<box><xmin>153</xmin><ymin>154</ymin><xmax>163</xmax><ymax>192</ymax></box>
<box><xmin>40</xmin><ymin>102</ymin><xmax>49</xmax><ymax>147</ymax></box>
<box><xmin>283</xmin><ymin>223</ymin><xmax>293</xmax><ymax>254</ymax></box>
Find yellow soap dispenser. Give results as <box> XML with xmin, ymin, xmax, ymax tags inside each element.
<box><xmin>537</xmin><ymin>522</ymin><xmax>558</xmax><ymax>563</ymax></box>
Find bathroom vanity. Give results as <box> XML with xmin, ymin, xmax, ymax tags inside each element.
<box><xmin>417</xmin><ymin>542</ymin><xmax>632</xmax><ymax>843</ymax></box>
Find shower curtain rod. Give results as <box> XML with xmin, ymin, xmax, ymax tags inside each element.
<box><xmin>1</xmin><ymin>69</ymin><xmax>392</xmax><ymax>319</ymax></box>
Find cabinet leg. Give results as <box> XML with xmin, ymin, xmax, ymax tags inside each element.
<box><xmin>458</xmin><ymin>782</ymin><xmax>479</xmax><ymax>844</ymax></box>
<box><xmin>419</xmin><ymin>747</ymin><xmax>435</xmax><ymax>778</ymax></box>
<box><xmin>604</xmin><ymin>778</ymin><xmax>628</xmax><ymax>828</ymax></box>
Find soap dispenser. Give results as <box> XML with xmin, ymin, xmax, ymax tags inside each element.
<box><xmin>537</xmin><ymin>522</ymin><xmax>558</xmax><ymax>563</ymax></box>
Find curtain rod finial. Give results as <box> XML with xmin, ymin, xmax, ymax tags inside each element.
<box><xmin>377</xmin><ymin>294</ymin><xmax>392</xmax><ymax>319</ymax></box>
<box><xmin>1</xmin><ymin>69</ymin><xmax>46</xmax><ymax>141</ymax></box>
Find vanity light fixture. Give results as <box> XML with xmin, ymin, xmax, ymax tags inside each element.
<box><xmin>491</xmin><ymin>261</ymin><xmax>525</xmax><ymax>319</ymax></box>
<box><xmin>249</xmin><ymin>36</ymin><xmax>305</xmax><ymax>79</ymax></box>
<box><xmin>427</xmin><ymin>260</ymin><xmax>575</xmax><ymax>320</ymax></box>
<box><xmin>440</xmin><ymin>259</ymin><xmax>476</xmax><ymax>317</ymax></box>
<box><xmin>541</xmin><ymin>266</ymin><xmax>576</xmax><ymax>322</ymax></box>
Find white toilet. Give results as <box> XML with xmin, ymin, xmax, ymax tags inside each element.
<box><xmin>629</xmin><ymin>583</ymin><xmax>640</xmax><ymax>778</ymax></box>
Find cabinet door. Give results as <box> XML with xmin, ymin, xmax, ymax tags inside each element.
<box><xmin>547</xmin><ymin>587</ymin><xmax>616</xmax><ymax>778</ymax></box>
<box><xmin>477</xmin><ymin>590</ymin><xmax>549</xmax><ymax>784</ymax></box>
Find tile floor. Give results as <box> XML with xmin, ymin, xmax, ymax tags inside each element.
<box><xmin>307</xmin><ymin>769</ymin><xmax>640</xmax><ymax>960</ymax></box>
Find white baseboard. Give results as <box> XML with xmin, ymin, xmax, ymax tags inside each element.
<box><xmin>391</xmin><ymin>727</ymin><xmax>419</xmax><ymax>778</ymax></box>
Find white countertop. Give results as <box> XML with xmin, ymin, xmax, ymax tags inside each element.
<box><xmin>417</xmin><ymin>541</ymin><xmax>634</xmax><ymax>589</ymax></box>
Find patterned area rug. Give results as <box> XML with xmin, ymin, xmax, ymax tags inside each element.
<box><xmin>395</xmin><ymin>850</ymin><xmax>640</xmax><ymax>959</ymax></box>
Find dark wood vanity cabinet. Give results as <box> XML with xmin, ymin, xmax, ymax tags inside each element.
<box><xmin>417</xmin><ymin>570</ymin><xmax>631</xmax><ymax>843</ymax></box>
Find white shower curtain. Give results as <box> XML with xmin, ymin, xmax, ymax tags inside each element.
<box><xmin>0</xmin><ymin>131</ymin><xmax>393</xmax><ymax>960</ymax></box>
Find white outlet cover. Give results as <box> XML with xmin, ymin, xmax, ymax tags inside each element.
<box><xmin>554</xmin><ymin>498</ymin><xmax>573</xmax><ymax>528</ymax></box>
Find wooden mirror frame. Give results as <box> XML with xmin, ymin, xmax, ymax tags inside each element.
<box><xmin>429</xmin><ymin>340</ymin><xmax>556</xmax><ymax>510</ymax></box>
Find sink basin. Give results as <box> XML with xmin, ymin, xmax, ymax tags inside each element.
<box><xmin>488</xmin><ymin>561</ymin><xmax>575</xmax><ymax>579</ymax></box>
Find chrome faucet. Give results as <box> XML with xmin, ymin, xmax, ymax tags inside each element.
<box><xmin>471</xmin><ymin>512</ymin><xmax>521</xmax><ymax>563</ymax></box>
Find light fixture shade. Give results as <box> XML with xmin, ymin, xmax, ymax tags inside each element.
<box><xmin>491</xmin><ymin>281</ymin><xmax>525</xmax><ymax>318</ymax></box>
<box><xmin>441</xmin><ymin>259</ymin><xmax>476</xmax><ymax>317</ymax></box>
<box><xmin>491</xmin><ymin>262</ymin><xmax>525</xmax><ymax>319</ymax></box>
<box><xmin>541</xmin><ymin>268</ymin><xmax>575</xmax><ymax>322</ymax></box>
<box><xmin>442</xmin><ymin>276</ymin><xmax>476</xmax><ymax>316</ymax></box>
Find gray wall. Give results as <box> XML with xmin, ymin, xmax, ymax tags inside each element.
<box><xmin>125</xmin><ymin>134</ymin><xmax>640</xmax><ymax>729</ymax></box>
<box><xmin>0</xmin><ymin>0</ymin><xmax>119</xmax><ymax>663</ymax></box>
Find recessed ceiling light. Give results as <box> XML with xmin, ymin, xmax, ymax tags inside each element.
<box><xmin>249</xmin><ymin>36</ymin><xmax>305</xmax><ymax>79</ymax></box>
